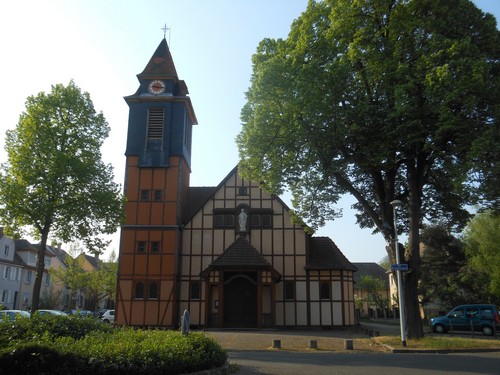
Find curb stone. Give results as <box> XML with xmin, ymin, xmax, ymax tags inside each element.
<box><xmin>380</xmin><ymin>343</ymin><xmax>500</xmax><ymax>354</ymax></box>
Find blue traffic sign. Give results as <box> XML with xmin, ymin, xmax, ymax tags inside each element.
<box><xmin>391</xmin><ymin>264</ymin><xmax>409</xmax><ymax>272</ymax></box>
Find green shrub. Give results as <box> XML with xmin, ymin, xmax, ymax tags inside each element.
<box><xmin>0</xmin><ymin>315</ymin><xmax>113</xmax><ymax>344</ymax></box>
<box><xmin>0</xmin><ymin>320</ymin><xmax>227</xmax><ymax>375</ymax></box>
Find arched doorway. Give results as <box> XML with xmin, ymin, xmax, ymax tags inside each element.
<box><xmin>223</xmin><ymin>272</ymin><xmax>257</xmax><ymax>327</ymax></box>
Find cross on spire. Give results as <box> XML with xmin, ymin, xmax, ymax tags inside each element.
<box><xmin>161</xmin><ymin>24</ymin><xmax>170</xmax><ymax>39</ymax></box>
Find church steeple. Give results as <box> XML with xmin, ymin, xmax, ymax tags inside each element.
<box><xmin>138</xmin><ymin>38</ymin><xmax>178</xmax><ymax>80</ymax></box>
<box><xmin>116</xmin><ymin>39</ymin><xmax>198</xmax><ymax>327</ymax></box>
<box><xmin>124</xmin><ymin>39</ymin><xmax>197</xmax><ymax>168</ymax></box>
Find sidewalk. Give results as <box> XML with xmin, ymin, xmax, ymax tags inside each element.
<box><xmin>205</xmin><ymin>327</ymin><xmax>389</xmax><ymax>353</ymax></box>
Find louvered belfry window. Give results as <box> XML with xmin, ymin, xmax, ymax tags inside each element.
<box><xmin>147</xmin><ymin>108</ymin><xmax>164</xmax><ymax>139</ymax></box>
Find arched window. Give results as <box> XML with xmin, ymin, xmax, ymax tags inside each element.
<box><xmin>320</xmin><ymin>282</ymin><xmax>330</xmax><ymax>300</ymax></box>
<box><xmin>135</xmin><ymin>282</ymin><xmax>144</xmax><ymax>299</ymax></box>
<box><xmin>148</xmin><ymin>282</ymin><xmax>158</xmax><ymax>299</ymax></box>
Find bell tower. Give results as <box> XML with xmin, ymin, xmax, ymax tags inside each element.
<box><xmin>116</xmin><ymin>39</ymin><xmax>197</xmax><ymax>326</ymax></box>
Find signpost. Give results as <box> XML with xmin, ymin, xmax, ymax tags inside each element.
<box><xmin>390</xmin><ymin>264</ymin><xmax>409</xmax><ymax>272</ymax></box>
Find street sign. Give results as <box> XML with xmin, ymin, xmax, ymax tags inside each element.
<box><xmin>391</xmin><ymin>263</ymin><xmax>409</xmax><ymax>272</ymax></box>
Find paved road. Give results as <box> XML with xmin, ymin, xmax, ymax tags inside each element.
<box><xmin>229</xmin><ymin>350</ymin><xmax>500</xmax><ymax>375</ymax></box>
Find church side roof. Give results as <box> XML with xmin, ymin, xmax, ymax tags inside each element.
<box><xmin>182</xmin><ymin>186</ymin><xmax>218</xmax><ymax>223</ymax></box>
<box><xmin>306</xmin><ymin>237</ymin><xmax>357</xmax><ymax>271</ymax></box>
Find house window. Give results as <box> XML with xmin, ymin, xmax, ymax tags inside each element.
<box><xmin>214</xmin><ymin>214</ymin><xmax>235</xmax><ymax>228</ymax></box>
<box><xmin>140</xmin><ymin>190</ymin><xmax>150</xmax><ymax>201</ymax></box>
<box><xmin>320</xmin><ymin>282</ymin><xmax>330</xmax><ymax>300</ymax></box>
<box><xmin>250</xmin><ymin>213</ymin><xmax>273</xmax><ymax>228</ymax></box>
<box><xmin>284</xmin><ymin>281</ymin><xmax>295</xmax><ymax>300</ymax></box>
<box><xmin>25</xmin><ymin>271</ymin><xmax>32</xmax><ymax>284</ymax></box>
<box><xmin>4</xmin><ymin>245</ymin><xmax>9</xmax><ymax>256</ymax></box>
<box><xmin>3</xmin><ymin>266</ymin><xmax>10</xmax><ymax>279</ymax></box>
<box><xmin>238</xmin><ymin>187</ymin><xmax>248</xmax><ymax>196</ymax></box>
<box><xmin>134</xmin><ymin>282</ymin><xmax>144</xmax><ymax>299</ymax></box>
<box><xmin>147</xmin><ymin>108</ymin><xmax>164</xmax><ymax>139</ymax></box>
<box><xmin>148</xmin><ymin>282</ymin><xmax>158</xmax><ymax>299</ymax></box>
<box><xmin>151</xmin><ymin>242</ymin><xmax>160</xmax><ymax>253</ymax></box>
<box><xmin>154</xmin><ymin>190</ymin><xmax>162</xmax><ymax>201</ymax></box>
<box><xmin>189</xmin><ymin>281</ymin><xmax>201</xmax><ymax>300</ymax></box>
<box><xmin>44</xmin><ymin>273</ymin><xmax>51</xmax><ymax>286</ymax></box>
<box><xmin>137</xmin><ymin>242</ymin><xmax>146</xmax><ymax>253</ymax></box>
<box><xmin>1</xmin><ymin>290</ymin><xmax>7</xmax><ymax>303</ymax></box>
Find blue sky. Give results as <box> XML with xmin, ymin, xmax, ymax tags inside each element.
<box><xmin>0</xmin><ymin>1</ymin><xmax>498</xmax><ymax>262</ymax></box>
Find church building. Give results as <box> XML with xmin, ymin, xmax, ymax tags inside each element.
<box><xmin>115</xmin><ymin>39</ymin><xmax>357</xmax><ymax>329</ymax></box>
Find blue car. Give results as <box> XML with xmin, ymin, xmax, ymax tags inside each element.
<box><xmin>431</xmin><ymin>304</ymin><xmax>499</xmax><ymax>336</ymax></box>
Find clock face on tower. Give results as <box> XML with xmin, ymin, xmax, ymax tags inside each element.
<box><xmin>148</xmin><ymin>80</ymin><xmax>166</xmax><ymax>95</ymax></box>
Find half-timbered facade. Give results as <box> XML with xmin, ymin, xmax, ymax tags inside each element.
<box><xmin>115</xmin><ymin>39</ymin><xmax>357</xmax><ymax>328</ymax></box>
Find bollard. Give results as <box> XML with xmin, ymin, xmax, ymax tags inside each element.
<box><xmin>344</xmin><ymin>339</ymin><xmax>354</xmax><ymax>350</ymax></box>
<box><xmin>309</xmin><ymin>340</ymin><xmax>318</xmax><ymax>349</ymax></box>
<box><xmin>272</xmin><ymin>339</ymin><xmax>281</xmax><ymax>349</ymax></box>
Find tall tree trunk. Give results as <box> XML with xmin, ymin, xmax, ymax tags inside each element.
<box><xmin>31</xmin><ymin>230</ymin><xmax>49</xmax><ymax>312</ymax></box>
<box><xmin>405</xmin><ymin>169</ymin><xmax>425</xmax><ymax>339</ymax></box>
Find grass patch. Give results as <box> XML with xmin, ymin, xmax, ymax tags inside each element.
<box><xmin>375</xmin><ymin>335</ymin><xmax>500</xmax><ymax>349</ymax></box>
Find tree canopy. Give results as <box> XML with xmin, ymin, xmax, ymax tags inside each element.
<box><xmin>237</xmin><ymin>0</ymin><xmax>499</xmax><ymax>338</ymax></box>
<box><xmin>419</xmin><ymin>224</ymin><xmax>490</xmax><ymax>311</ymax></box>
<box><xmin>463</xmin><ymin>211</ymin><xmax>500</xmax><ymax>302</ymax></box>
<box><xmin>0</xmin><ymin>81</ymin><xmax>124</xmax><ymax>311</ymax></box>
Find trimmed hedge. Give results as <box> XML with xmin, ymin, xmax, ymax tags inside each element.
<box><xmin>0</xmin><ymin>316</ymin><xmax>227</xmax><ymax>374</ymax></box>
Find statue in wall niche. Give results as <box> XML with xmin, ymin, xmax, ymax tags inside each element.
<box><xmin>238</xmin><ymin>208</ymin><xmax>247</xmax><ymax>233</ymax></box>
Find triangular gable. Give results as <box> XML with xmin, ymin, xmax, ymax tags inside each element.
<box><xmin>182</xmin><ymin>165</ymin><xmax>304</xmax><ymax>230</ymax></box>
<box><xmin>201</xmin><ymin>237</ymin><xmax>280</xmax><ymax>279</ymax></box>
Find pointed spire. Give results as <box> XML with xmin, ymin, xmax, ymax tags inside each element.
<box><xmin>138</xmin><ymin>38</ymin><xmax>178</xmax><ymax>80</ymax></box>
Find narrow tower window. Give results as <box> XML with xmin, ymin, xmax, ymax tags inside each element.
<box><xmin>147</xmin><ymin>108</ymin><xmax>164</xmax><ymax>139</ymax></box>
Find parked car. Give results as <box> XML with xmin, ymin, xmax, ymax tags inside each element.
<box><xmin>0</xmin><ymin>310</ymin><xmax>31</xmax><ymax>320</ymax></box>
<box><xmin>431</xmin><ymin>304</ymin><xmax>499</xmax><ymax>336</ymax></box>
<box><xmin>35</xmin><ymin>309</ymin><xmax>68</xmax><ymax>316</ymax></box>
<box><xmin>70</xmin><ymin>309</ymin><xmax>94</xmax><ymax>317</ymax></box>
<box><xmin>101</xmin><ymin>309</ymin><xmax>115</xmax><ymax>324</ymax></box>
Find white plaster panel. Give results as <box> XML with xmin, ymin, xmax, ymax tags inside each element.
<box><xmin>332</xmin><ymin>281</ymin><xmax>342</xmax><ymax>300</ymax></box>
<box><xmin>310</xmin><ymin>281</ymin><xmax>319</xmax><ymax>300</ymax></box>
<box><xmin>310</xmin><ymin>303</ymin><xmax>320</xmax><ymax>325</ymax></box>
<box><xmin>285</xmin><ymin>303</ymin><xmax>296</xmax><ymax>326</ymax></box>
<box><xmin>333</xmin><ymin>302</ymin><xmax>343</xmax><ymax>325</ymax></box>
<box><xmin>321</xmin><ymin>302</ymin><xmax>332</xmax><ymax>325</ymax></box>
<box><xmin>296</xmin><ymin>281</ymin><xmax>307</xmax><ymax>301</ymax></box>
<box><xmin>296</xmin><ymin>303</ymin><xmax>308</xmax><ymax>325</ymax></box>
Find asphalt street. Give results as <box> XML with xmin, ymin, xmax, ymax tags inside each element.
<box><xmin>229</xmin><ymin>350</ymin><xmax>500</xmax><ymax>375</ymax></box>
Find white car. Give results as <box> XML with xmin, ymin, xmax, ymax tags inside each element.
<box><xmin>0</xmin><ymin>310</ymin><xmax>31</xmax><ymax>320</ymax></box>
<box><xmin>36</xmin><ymin>309</ymin><xmax>68</xmax><ymax>316</ymax></box>
<box><xmin>101</xmin><ymin>309</ymin><xmax>115</xmax><ymax>324</ymax></box>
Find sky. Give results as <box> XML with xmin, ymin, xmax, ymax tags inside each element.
<box><xmin>0</xmin><ymin>0</ymin><xmax>498</xmax><ymax>263</ymax></box>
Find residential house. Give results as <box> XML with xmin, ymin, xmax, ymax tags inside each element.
<box><xmin>15</xmin><ymin>240</ymin><xmax>54</xmax><ymax>310</ymax></box>
<box><xmin>353</xmin><ymin>262</ymin><xmax>391</xmax><ymax>319</ymax></box>
<box><xmin>0</xmin><ymin>227</ymin><xmax>23</xmax><ymax>309</ymax></box>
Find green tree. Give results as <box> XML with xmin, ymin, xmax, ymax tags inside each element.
<box><xmin>50</xmin><ymin>256</ymin><xmax>91</xmax><ymax>310</ymax></box>
<box><xmin>356</xmin><ymin>275</ymin><xmax>389</xmax><ymax>318</ymax></box>
<box><xmin>0</xmin><ymin>81</ymin><xmax>124</xmax><ymax>312</ymax></box>
<box><xmin>89</xmin><ymin>251</ymin><xmax>118</xmax><ymax>310</ymax></box>
<box><xmin>237</xmin><ymin>0</ymin><xmax>499</xmax><ymax>338</ymax></box>
<box><xmin>419</xmin><ymin>224</ymin><xmax>490</xmax><ymax>311</ymax></box>
<box><xmin>463</xmin><ymin>211</ymin><xmax>500</xmax><ymax>302</ymax></box>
